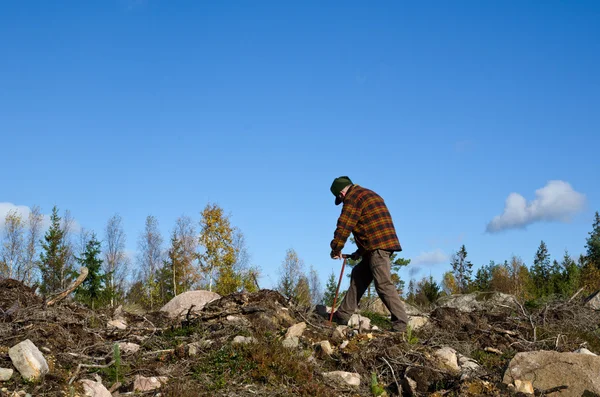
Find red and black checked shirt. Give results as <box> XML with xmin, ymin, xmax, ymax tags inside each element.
<box><xmin>330</xmin><ymin>185</ymin><xmax>402</xmax><ymax>255</ymax></box>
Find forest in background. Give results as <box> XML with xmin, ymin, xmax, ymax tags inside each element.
<box><xmin>0</xmin><ymin>204</ymin><xmax>599</xmax><ymax>311</ymax></box>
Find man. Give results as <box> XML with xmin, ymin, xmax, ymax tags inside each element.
<box><xmin>318</xmin><ymin>176</ymin><xmax>408</xmax><ymax>332</ymax></box>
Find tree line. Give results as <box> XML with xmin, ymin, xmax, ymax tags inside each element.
<box><xmin>2</xmin><ymin>204</ymin><xmax>598</xmax><ymax>311</ymax></box>
<box><xmin>0</xmin><ymin>203</ymin><xmax>259</xmax><ymax>310</ymax></box>
<box><xmin>273</xmin><ymin>211</ymin><xmax>600</xmax><ymax>310</ymax></box>
<box><xmin>405</xmin><ymin>211</ymin><xmax>600</xmax><ymax>308</ymax></box>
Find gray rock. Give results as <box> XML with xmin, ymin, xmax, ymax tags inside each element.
<box><xmin>8</xmin><ymin>339</ymin><xmax>49</xmax><ymax>381</ymax></box>
<box><xmin>107</xmin><ymin>319</ymin><xmax>127</xmax><ymax>330</ymax></box>
<box><xmin>408</xmin><ymin>315</ymin><xmax>429</xmax><ymax>330</ymax></box>
<box><xmin>282</xmin><ymin>336</ymin><xmax>299</xmax><ymax>349</ymax></box>
<box><xmin>434</xmin><ymin>347</ymin><xmax>460</xmax><ymax>372</ymax></box>
<box><xmin>133</xmin><ymin>375</ymin><xmax>168</xmax><ymax>392</ymax></box>
<box><xmin>285</xmin><ymin>322</ymin><xmax>306</xmax><ymax>339</ymax></box>
<box><xmin>437</xmin><ymin>291</ymin><xmax>519</xmax><ymax>313</ymax></box>
<box><xmin>584</xmin><ymin>290</ymin><xmax>600</xmax><ymax>310</ymax></box>
<box><xmin>0</xmin><ymin>368</ymin><xmax>13</xmax><ymax>381</ymax></box>
<box><xmin>160</xmin><ymin>290</ymin><xmax>221</xmax><ymax>319</ymax></box>
<box><xmin>504</xmin><ymin>350</ymin><xmax>600</xmax><ymax>396</ymax></box>
<box><xmin>319</xmin><ymin>341</ymin><xmax>333</xmax><ymax>355</ymax></box>
<box><xmin>322</xmin><ymin>371</ymin><xmax>360</xmax><ymax>386</ymax></box>
<box><xmin>118</xmin><ymin>342</ymin><xmax>140</xmax><ymax>355</ymax></box>
<box><xmin>81</xmin><ymin>379</ymin><xmax>112</xmax><ymax>397</ymax></box>
<box><xmin>574</xmin><ymin>348</ymin><xmax>597</xmax><ymax>356</ymax></box>
<box><xmin>232</xmin><ymin>336</ymin><xmax>256</xmax><ymax>345</ymax></box>
<box><xmin>348</xmin><ymin>314</ymin><xmax>371</xmax><ymax>332</ymax></box>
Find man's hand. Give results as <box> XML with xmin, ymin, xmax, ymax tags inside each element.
<box><xmin>330</xmin><ymin>250</ymin><xmax>342</xmax><ymax>259</ymax></box>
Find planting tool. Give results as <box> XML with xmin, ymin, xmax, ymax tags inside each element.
<box><xmin>329</xmin><ymin>254</ymin><xmax>351</xmax><ymax>324</ymax></box>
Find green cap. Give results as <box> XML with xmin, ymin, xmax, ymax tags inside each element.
<box><xmin>330</xmin><ymin>176</ymin><xmax>353</xmax><ymax>205</ymax></box>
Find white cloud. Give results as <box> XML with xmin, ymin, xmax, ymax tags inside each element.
<box><xmin>486</xmin><ymin>180</ymin><xmax>586</xmax><ymax>233</ymax></box>
<box><xmin>411</xmin><ymin>249</ymin><xmax>449</xmax><ymax>266</ymax></box>
<box><xmin>0</xmin><ymin>202</ymin><xmax>82</xmax><ymax>234</ymax></box>
<box><xmin>0</xmin><ymin>202</ymin><xmax>38</xmax><ymax>230</ymax></box>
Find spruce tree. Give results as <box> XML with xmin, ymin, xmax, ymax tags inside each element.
<box><xmin>39</xmin><ymin>206</ymin><xmax>68</xmax><ymax>294</ymax></box>
<box><xmin>451</xmin><ymin>245</ymin><xmax>473</xmax><ymax>293</ymax></box>
<box><xmin>559</xmin><ymin>250</ymin><xmax>580</xmax><ymax>297</ymax></box>
<box><xmin>531</xmin><ymin>240</ymin><xmax>551</xmax><ymax>297</ymax></box>
<box><xmin>586</xmin><ymin>211</ymin><xmax>600</xmax><ymax>269</ymax></box>
<box><xmin>75</xmin><ymin>233</ymin><xmax>106</xmax><ymax>309</ymax></box>
<box><xmin>322</xmin><ymin>271</ymin><xmax>338</xmax><ymax>306</ymax></box>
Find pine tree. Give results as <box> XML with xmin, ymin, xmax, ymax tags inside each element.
<box><xmin>74</xmin><ymin>233</ymin><xmax>106</xmax><ymax>309</ymax></box>
<box><xmin>39</xmin><ymin>206</ymin><xmax>69</xmax><ymax>295</ymax></box>
<box><xmin>390</xmin><ymin>254</ymin><xmax>410</xmax><ymax>295</ymax></box>
<box><xmin>531</xmin><ymin>240</ymin><xmax>551</xmax><ymax>297</ymax></box>
<box><xmin>450</xmin><ymin>245</ymin><xmax>472</xmax><ymax>293</ymax></box>
<box><xmin>322</xmin><ymin>271</ymin><xmax>338</xmax><ymax>306</ymax></box>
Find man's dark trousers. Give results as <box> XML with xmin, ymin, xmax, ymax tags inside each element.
<box><xmin>336</xmin><ymin>249</ymin><xmax>408</xmax><ymax>328</ymax></box>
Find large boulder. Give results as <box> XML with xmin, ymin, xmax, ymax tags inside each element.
<box><xmin>437</xmin><ymin>292</ymin><xmax>519</xmax><ymax>313</ymax></box>
<box><xmin>361</xmin><ymin>297</ymin><xmax>421</xmax><ymax>316</ymax></box>
<box><xmin>160</xmin><ymin>290</ymin><xmax>221</xmax><ymax>319</ymax></box>
<box><xmin>503</xmin><ymin>350</ymin><xmax>600</xmax><ymax>396</ymax></box>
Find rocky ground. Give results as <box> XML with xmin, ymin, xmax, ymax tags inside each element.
<box><xmin>1</xmin><ymin>278</ymin><xmax>600</xmax><ymax>397</ymax></box>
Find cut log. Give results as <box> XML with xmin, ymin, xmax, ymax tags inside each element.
<box><xmin>47</xmin><ymin>267</ymin><xmax>89</xmax><ymax>306</ymax></box>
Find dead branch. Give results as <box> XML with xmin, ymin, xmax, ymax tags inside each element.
<box><xmin>569</xmin><ymin>287</ymin><xmax>585</xmax><ymax>303</ymax></box>
<box><xmin>69</xmin><ymin>359</ymin><xmax>115</xmax><ymax>384</ymax></box>
<box><xmin>381</xmin><ymin>357</ymin><xmax>401</xmax><ymax>395</ymax></box>
<box><xmin>529</xmin><ymin>315</ymin><xmax>537</xmax><ymax>342</ymax></box>
<box><xmin>47</xmin><ymin>267</ymin><xmax>89</xmax><ymax>306</ymax></box>
<box><xmin>484</xmin><ymin>347</ymin><xmax>503</xmax><ymax>355</ymax></box>
<box><xmin>295</xmin><ymin>311</ymin><xmax>324</xmax><ymax>330</ymax></box>
<box><xmin>142</xmin><ymin>349</ymin><xmax>175</xmax><ymax>356</ymax></box>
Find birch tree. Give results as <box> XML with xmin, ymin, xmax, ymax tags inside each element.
<box><xmin>104</xmin><ymin>214</ymin><xmax>129</xmax><ymax>307</ymax></box>
<box><xmin>23</xmin><ymin>206</ymin><xmax>43</xmax><ymax>286</ymax></box>
<box><xmin>137</xmin><ymin>215</ymin><xmax>163</xmax><ymax>309</ymax></box>
<box><xmin>1</xmin><ymin>210</ymin><xmax>24</xmax><ymax>279</ymax></box>
<box><xmin>198</xmin><ymin>204</ymin><xmax>236</xmax><ymax>293</ymax></box>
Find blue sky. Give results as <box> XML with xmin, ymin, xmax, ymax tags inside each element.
<box><xmin>1</xmin><ymin>0</ymin><xmax>599</xmax><ymax>291</ymax></box>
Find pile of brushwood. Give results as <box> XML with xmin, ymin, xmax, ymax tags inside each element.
<box><xmin>1</xmin><ymin>278</ymin><xmax>600</xmax><ymax>397</ymax></box>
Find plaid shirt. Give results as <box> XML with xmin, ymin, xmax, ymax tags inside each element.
<box><xmin>330</xmin><ymin>185</ymin><xmax>401</xmax><ymax>256</ymax></box>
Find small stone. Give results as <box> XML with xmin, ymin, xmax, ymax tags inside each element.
<box><xmin>434</xmin><ymin>347</ymin><xmax>460</xmax><ymax>372</ymax></box>
<box><xmin>574</xmin><ymin>348</ymin><xmax>597</xmax><ymax>356</ymax></box>
<box><xmin>319</xmin><ymin>341</ymin><xmax>333</xmax><ymax>355</ymax></box>
<box><xmin>133</xmin><ymin>375</ymin><xmax>168</xmax><ymax>392</ymax></box>
<box><xmin>81</xmin><ymin>378</ymin><xmax>112</xmax><ymax>397</ymax></box>
<box><xmin>285</xmin><ymin>322</ymin><xmax>306</xmax><ymax>339</ymax></box>
<box><xmin>232</xmin><ymin>336</ymin><xmax>256</xmax><ymax>345</ymax></box>
<box><xmin>282</xmin><ymin>336</ymin><xmax>299</xmax><ymax>349</ymax></box>
<box><xmin>339</xmin><ymin>340</ymin><xmax>349</xmax><ymax>349</ymax></box>
<box><xmin>107</xmin><ymin>319</ymin><xmax>127</xmax><ymax>330</ymax></box>
<box><xmin>322</xmin><ymin>371</ymin><xmax>360</xmax><ymax>386</ymax></box>
<box><xmin>118</xmin><ymin>342</ymin><xmax>140</xmax><ymax>355</ymax></box>
<box><xmin>0</xmin><ymin>368</ymin><xmax>13</xmax><ymax>381</ymax></box>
